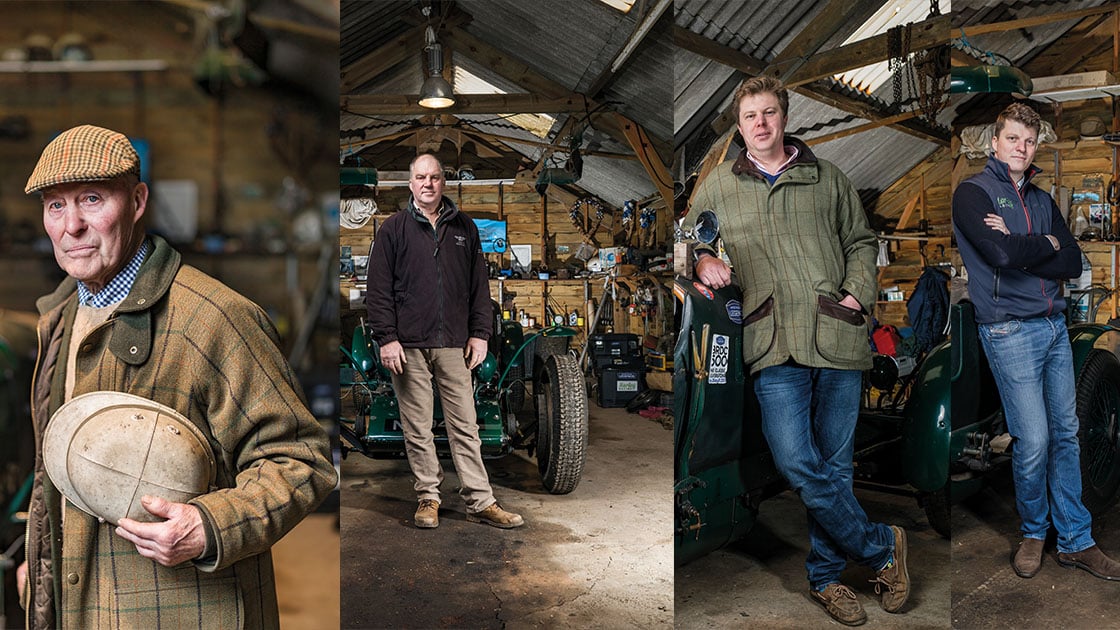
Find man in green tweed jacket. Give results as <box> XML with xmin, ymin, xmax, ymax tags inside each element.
<box><xmin>17</xmin><ymin>124</ymin><xmax>336</xmax><ymax>629</ymax></box>
<box><xmin>685</xmin><ymin>77</ymin><xmax>910</xmax><ymax>626</ymax></box>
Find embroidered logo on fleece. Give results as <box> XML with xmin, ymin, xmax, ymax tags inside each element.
<box><xmin>996</xmin><ymin>197</ymin><xmax>1015</xmax><ymax>211</ymax></box>
<box><xmin>454</xmin><ymin>235</ymin><xmax>467</xmax><ymax>247</ymax></box>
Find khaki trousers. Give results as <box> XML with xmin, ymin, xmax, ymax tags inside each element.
<box><xmin>390</xmin><ymin>347</ymin><xmax>496</xmax><ymax>512</ymax></box>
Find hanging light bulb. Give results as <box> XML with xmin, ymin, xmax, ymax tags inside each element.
<box><xmin>419</xmin><ymin>26</ymin><xmax>455</xmax><ymax>108</ymax></box>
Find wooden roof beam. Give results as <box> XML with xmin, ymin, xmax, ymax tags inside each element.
<box><xmin>678</xmin><ymin>27</ymin><xmax>948</xmax><ymax>146</ymax></box>
<box><xmin>341</xmin><ymin>24</ymin><xmax>426</xmax><ymax>94</ymax></box>
<box><xmin>440</xmin><ymin>25</ymin><xmax>572</xmax><ymax>100</ymax></box>
<box><xmin>764</xmin><ymin>0</ymin><xmax>887</xmax><ymax>85</ymax></box>
<box><xmin>341</xmin><ymin>93</ymin><xmax>593</xmax><ymax>115</ymax></box>
<box><xmin>585</xmin><ymin>0</ymin><xmax>673</xmax><ymax>98</ymax></box>
<box><xmin>773</xmin><ymin>14</ymin><xmax>950</xmax><ymax>88</ymax></box>
<box><xmin>614</xmin><ymin>112</ymin><xmax>675</xmax><ymax>210</ymax></box>
<box><xmin>959</xmin><ymin>4</ymin><xmax>1120</xmax><ymax>37</ymax></box>
<box><xmin>674</xmin><ymin>24</ymin><xmax>766</xmax><ymax>75</ymax></box>
<box><xmin>804</xmin><ymin>111</ymin><xmax>920</xmax><ymax>146</ymax></box>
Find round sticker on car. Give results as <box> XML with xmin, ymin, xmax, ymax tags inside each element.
<box><xmin>726</xmin><ymin>299</ymin><xmax>743</xmax><ymax>324</ymax></box>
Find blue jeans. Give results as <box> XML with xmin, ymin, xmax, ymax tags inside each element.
<box><xmin>754</xmin><ymin>364</ymin><xmax>894</xmax><ymax>590</ymax></box>
<box><xmin>978</xmin><ymin>314</ymin><xmax>1095</xmax><ymax>553</ymax></box>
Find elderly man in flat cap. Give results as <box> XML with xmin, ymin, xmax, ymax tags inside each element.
<box><xmin>16</xmin><ymin>124</ymin><xmax>336</xmax><ymax>629</ymax></box>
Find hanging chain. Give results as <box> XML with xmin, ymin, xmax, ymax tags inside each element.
<box><xmin>889</xmin><ymin>25</ymin><xmax>903</xmax><ymax>111</ymax></box>
<box><xmin>903</xmin><ymin>24</ymin><xmax>918</xmax><ymax>113</ymax></box>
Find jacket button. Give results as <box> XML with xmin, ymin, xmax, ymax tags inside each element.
<box><xmin>137</xmin><ymin>298</ymin><xmax>146</xmax><ymax>305</ymax></box>
<box><xmin>130</xmin><ymin>346</ymin><xmax>138</xmax><ymax>354</ymax></box>
<box><xmin>67</xmin><ymin>572</ymin><xmax>79</xmax><ymax>584</ymax></box>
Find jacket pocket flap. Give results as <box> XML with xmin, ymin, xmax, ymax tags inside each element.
<box><xmin>817</xmin><ymin>295</ymin><xmax>864</xmax><ymax>326</ymax></box>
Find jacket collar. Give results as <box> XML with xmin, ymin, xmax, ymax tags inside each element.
<box><xmin>37</xmin><ymin>234</ymin><xmax>182</xmax><ymax>366</ymax></box>
<box><xmin>37</xmin><ymin>234</ymin><xmax>180</xmax><ymax>315</ymax></box>
<box><xmin>408</xmin><ymin>195</ymin><xmax>460</xmax><ymax>224</ymax></box>
<box><xmin>983</xmin><ymin>154</ymin><xmax>1042</xmax><ymax>188</ymax></box>
<box><xmin>731</xmin><ymin>136</ymin><xmax>818</xmax><ymax>181</ymax></box>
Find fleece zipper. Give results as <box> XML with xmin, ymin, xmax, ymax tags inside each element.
<box><xmin>1007</xmin><ymin>164</ymin><xmax>1054</xmax><ymax>316</ymax></box>
<box><xmin>431</xmin><ymin>215</ymin><xmax>446</xmax><ymax>347</ymax></box>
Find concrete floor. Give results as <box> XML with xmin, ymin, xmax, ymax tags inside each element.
<box><xmin>676</xmin><ymin>486</ymin><xmax>951</xmax><ymax>629</ymax></box>
<box><xmin>339</xmin><ymin>405</ymin><xmax>674</xmax><ymax>629</ymax></box>
<box><xmin>273</xmin><ymin>512</ymin><xmax>341</xmax><ymax>630</ymax></box>
<box><xmin>951</xmin><ymin>474</ymin><xmax>1120</xmax><ymax>629</ymax></box>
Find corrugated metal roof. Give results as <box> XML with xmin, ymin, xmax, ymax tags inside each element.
<box><xmin>599</xmin><ymin>15</ymin><xmax>675</xmax><ymax>141</ymax></box>
<box><xmin>946</xmin><ymin>0</ymin><xmax>1110</xmax><ymax>122</ymax></box>
<box><xmin>676</xmin><ymin>0</ymin><xmax>828</xmax><ymax>62</ymax></box>
<box><xmin>835</xmin><ymin>0</ymin><xmax>935</xmax><ymax>95</ymax></box>
<box><xmin>340</xmin><ymin>0</ymin><xmax>414</xmax><ymax>69</ymax></box>
<box><xmin>812</xmin><ymin>126</ymin><xmax>939</xmax><ymax>206</ymax></box>
<box><xmin>954</xmin><ymin>0</ymin><xmax>1108</xmax><ymax>65</ymax></box>
<box><xmin>340</xmin><ymin>0</ymin><xmax>672</xmax><ymax>207</ymax></box>
<box><xmin>674</xmin><ymin>0</ymin><xmax>947</xmax><ymax>199</ymax></box>
<box><xmin>456</xmin><ymin>0</ymin><xmax>637</xmax><ymax>94</ymax></box>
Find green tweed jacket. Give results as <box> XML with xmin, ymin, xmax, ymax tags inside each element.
<box><xmin>687</xmin><ymin>138</ymin><xmax>878</xmax><ymax>374</ymax></box>
<box><xmin>24</xmin><ymin>235</ymin><xmax>336</xmax><ymax>629</ymax></box>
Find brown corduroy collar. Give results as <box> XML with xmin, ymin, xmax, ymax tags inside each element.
<box><xmin>731</xmin><ymin>136</ymin><xmax>818</xmax><ymax>181</ymax></box>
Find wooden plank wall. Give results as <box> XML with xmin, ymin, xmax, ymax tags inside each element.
<box><xmin>345</xmin><ymin>181</ymin><xmax>674</xmax><ymax>348</ymax></box>
<box><xmin>954</xmin><ymin>133</ymin><xmax>1120</xmax><ymax>324</ymax></box>
<box><xmin>344</xmin><ymin>181</ymin><xmax>606</xmax><ymax>275</ymax></box>
<box><xmin>868</xmin><ymin>148</ymin><xmax>952</xmax><ymax>328</ymax></box>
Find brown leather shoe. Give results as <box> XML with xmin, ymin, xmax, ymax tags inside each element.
<box><xmin>467</xmin><ymin>503</ymin><xmax>524</xmax><ymax>528</ymax></box>
<box><xmin>414</xmin><ymin>499</ymin><xmax>439</xmax><ymax>528</ymax></box>
<box><xmin>1012</xmin><ymin>538</ymin><xmax>1044</xmax><ymax>578</ymax></box>
<box><xmin>870</xmin><ymin>525</ymin><xmax>909</xmax><ymax>613</ymax></box>
<box><xmin>1057</xmin><ymin>545</ymin><xmax>1120</xmax><ymax>580</ymax></box>
<box><xmin>810</xmin><ymin>583</ymin><xmax>866</xmax><ymax>626</ymax></box>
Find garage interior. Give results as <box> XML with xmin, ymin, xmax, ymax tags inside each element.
<box><xmin>338</xmin><ymin>0</ymin><xmax>674</xmax><ymax>627</ymax></box>
<box><xmin>0</xmin><ymin>2</ymin><xmax>341</xmax><ymax>629</ymax></box>
<box><xmin>0</xmin><ymin>1</ymin><xmax>1118</xmax><ymax>629</ymax></box>
<box><xmin>674</xmin><ymin>0</ymin><xmax>1120</xmax><ymax>628</ymax></box>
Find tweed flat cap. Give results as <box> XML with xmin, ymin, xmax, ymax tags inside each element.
<box><xmin>25</xmin><ymin>124</ymin><xmax>140</xmax><ymax>194</ymax></box>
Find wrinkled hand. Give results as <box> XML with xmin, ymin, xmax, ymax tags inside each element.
<box><xmin>465</xmin><ymin>337</ymin><xmax>487</xmax><ymax>370</ymax></box>
<box><xmin>380</xmin><ymin>340</ymin><xmax>407</xmax><ymax>375</ymax></box>
<box><xmin>16</xmin><ymin>561</ymin><xmax>26</xmax><ymax>601</ymax></box>
<box><xmin>984</xmin><ymin>213</ymin><xmax>1009</xmax><ymax>235</ymax></box>
<box><xmin>838</xmin><ymin>294</ymin><xmax>863</xmax><ymax>312</ymax></box>
<box><xmin>115</xmin><ymin>496</ymin><xmax>207</xmax><ymax>567</ymax></box>
<box><xmin>695</xmin><ymin>255</ymin><xmax>732</xmax><ymax>289</ymax></box>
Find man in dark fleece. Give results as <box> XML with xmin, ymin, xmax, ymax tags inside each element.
<box><xmin>366</xmin><ymin>153</ymin><xmax>523</xmax><ymax>530</ymax></box>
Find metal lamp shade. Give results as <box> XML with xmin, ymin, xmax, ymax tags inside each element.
<box><xmin>419</xmin><ymin>75</ymin><xmax>455</xmax><ymax>108</ymax></box>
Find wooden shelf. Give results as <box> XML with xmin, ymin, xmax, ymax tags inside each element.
<box><xmin>0</xmin><ymin>59</ymin><xmax>168</xmax><ymax>73</ymax></box>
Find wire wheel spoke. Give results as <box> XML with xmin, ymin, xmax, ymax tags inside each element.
<box><xmin>1087</xmin><ymin>384</ymin><xmax>1120</xmax><ymax>485</ymax></box>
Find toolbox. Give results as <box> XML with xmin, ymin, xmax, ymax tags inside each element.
<box><xmin>597</xmin><ymin>368</ymin><xmax>644</xmax><ymax>407</ymax></box>
<box><xmin>589</xmin><ymin>333</ymin><xmax>644</xmax><ymax>371</ymax></box>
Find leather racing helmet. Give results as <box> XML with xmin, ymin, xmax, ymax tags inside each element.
<box><xmin>43</xmin><ymin>391</ymin><xmax>216</xmax><ymax>525</ymax></box>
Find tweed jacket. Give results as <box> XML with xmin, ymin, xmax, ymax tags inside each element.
<box><xmin>24</xmin><ymin>235</ymin><xmax>336</xmax><ymax>629</ymax></box>
<box><xmin>687</xmin><ymin>138</ymin><xmax>878</xmax><ymax>374</ymax></box>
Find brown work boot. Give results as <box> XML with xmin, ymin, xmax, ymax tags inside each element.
<box><xmin>810</xmin><ymin>583</ymin><xmax>866</xmax><ymax>626</ymax></box>
<box><xmin>1012</xmin><ymin>538</ymin><xmax>1045</xmax><ymax>578</ymax></box>
<box><xmin>414</xmin><ymin>499</ymin><xmax>439</xmax><ymax>529</ymax></box>
<box><xmin>466</xmin><ymin>503</ymin><xmax>524</xmax><ymax>528</ymax></box>
<box><xmin>870</xmin><ymin>525</ymin><xmax>909</xmax><ymax>613</ymax></box>
<box><xmin>1057</xmin><ymin>545</ymin><xmax>1120</xmax><ymax>580</ymax></box>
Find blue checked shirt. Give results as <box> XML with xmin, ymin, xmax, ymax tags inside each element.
<box><xmin>76</xmin><ymin>239</ymin><xmax>152</xmax><ymax>308</ymax></box>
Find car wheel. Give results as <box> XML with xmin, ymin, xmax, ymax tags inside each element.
<box><xmin>920</xmin><ymin>486</ymin><xmax>951</xmax><ymax>539</ymax></box>
<box><xmin>1075</xmin><ymin>350</ymin><xmax>1120</xmax><ymax>515</ymax></box>
<box><xmin>536</xmin><ymin>353</ymin><xmax>588</xmax><ymax>494</ymax></box>
<box><xmin>507</xmin><ymin>363</ymin><xmax>526</xmax><ymax>414</ymax></box>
